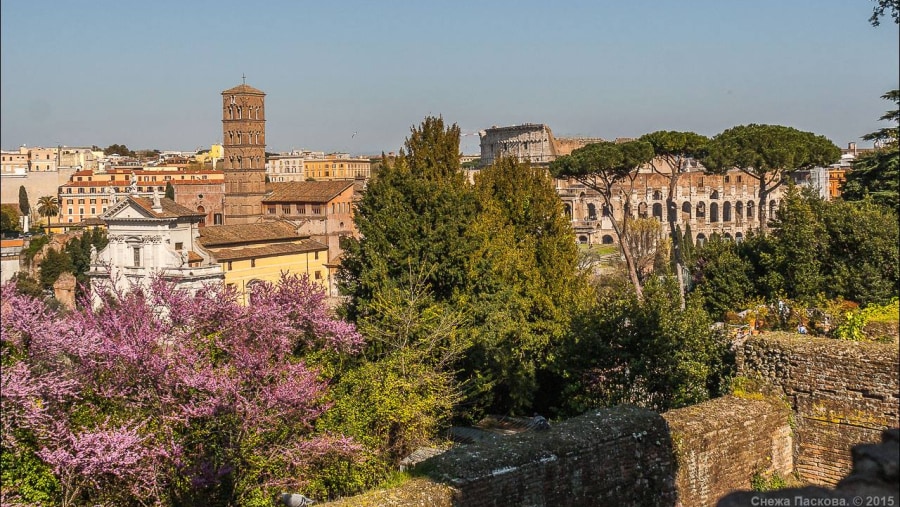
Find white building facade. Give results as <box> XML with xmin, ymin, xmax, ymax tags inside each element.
<box><xmin>89</xmin><ymin>192</ymin><xmax>223</xmax><ymax>299</ymax></box>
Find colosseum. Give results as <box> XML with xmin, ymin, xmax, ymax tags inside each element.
<box><xmin>478</xmin><ymin>124</ymin><xmax>786</xmax><ymax>245</ymax></box>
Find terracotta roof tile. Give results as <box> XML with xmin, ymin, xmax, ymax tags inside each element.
<box><xmin>204</xmin><ymin>239</ymin><xmax>326</xmax><ymax>261</ymax></box>
<box><xmin>130</xmin><ymin>197</ymin><xmax>204</xmax><ymax>219</ymax></box>
<box><xmin>263</xmin><ymin>181</ymin><xmax>354</xmax><ymax>203</ymax></box>
<box><xmin>198</xmin><ymin>221</ymin><xmax>298</xmax><ymax>247</ymax></box>
<box><xmin>221</xmin><ymin>83</ymin><xmax>265</xmax><ymax>95</ymax></box>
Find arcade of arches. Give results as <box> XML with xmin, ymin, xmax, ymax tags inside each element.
<box><xmin>559</xmin><ymin>169</ymin><xmax>785</xmax><ymax>245</ymax></box>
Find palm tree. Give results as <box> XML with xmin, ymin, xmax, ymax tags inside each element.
<box><xmin>37</xmin><ymin>196</ymin><xmax>59</xmax><ymax>232</ymax></box>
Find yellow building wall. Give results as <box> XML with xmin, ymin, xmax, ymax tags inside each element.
<box><xmin>220</xmin><ymin>247</ymin><xmax>329</xmax><ymax>303</ymax></box>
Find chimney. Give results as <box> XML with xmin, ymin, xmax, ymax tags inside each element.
<box><xmin>848</xmin><ymin>142</ymin><xmax>857</xmax><ymax>154</ymax></box>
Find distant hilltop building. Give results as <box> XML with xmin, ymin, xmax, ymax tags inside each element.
<box><xmin>478</xmin><ymin>123</ymin><xmax>605</xmax><ymax>166</ymax></box>
<box><xmin>222</xmin><ymin>82</ymin><xmax>267</xmax><ymax>224</ymax></box>
<box><xmin>267</xmin><ymin>151</ymin><xmax>371</xmax><ymax>183</ymax></box>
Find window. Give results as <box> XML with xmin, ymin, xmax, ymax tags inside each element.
<box><xmin>175</xmin><ymin>242</ymin><xmax>183</xmax><ymax>251</ymax></box>
<box><xmin>315</xmin><ymin>251</ymin><xmax>319</xmax><ymax>260</ymax></box>
<box><xmin>78</xmin><ymin>199</ymin><xmax>85</xmax><ymax>204</ymax></box>
<box><xmin>315</xmin><ymin>270</ymin><xmax>322</xmax><ymax>280</ymax></box>
<box><xmin>133</xmin><ymin>247</ymin><xmax>141</xmax><ymax>267</ymax></box>
<box><xmin>296</xmin><ymin>204</ymin><xmax>305</xmax><ymax>214</ymax></box>
<box><xmin>251</xmin><ymin>259</ymin><xmax>256</xmax><ymax>268</ymax></box>
<box><xmin>312</xmin><ymin>204</ymin><xmax>321</xmax><ymax>215</ymax></box>
<box><xmin>282</xmin><ymin>204</ymin><xmax>291</xmax><ymax>214</ymax></box>
<box><xmin>214</xmin><ymin>213</ymin><xmax>223</xmax><ymax>225</ymax></box>
<box><xmin>227</xmin><ymin>261</ymin><xmax>232</xmax><ymax>271</ymax></box>
<box><xmin>90</xmin><ymin>199</ymin><xmax>96</xmax><ymax>204</ymax></box>
<box><xmin>90</xmin><ymin>208</ymin><xmax>95</xmax><ymax>214</ymax></box>
<box><xmin>267</xmin><ymin>205</ymin><xmax>276</xmax><ymax>214</ymax></box>
<box><xmin>725</xmin><ymin>175</ymin><xmax>730</xmax><ymax>183</ymax></box>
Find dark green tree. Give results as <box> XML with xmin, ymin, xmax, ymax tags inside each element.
<box><xmin>690</xmin><ymin>236</ymin><xmax>754</xmax><ymax>319</ymax></box>
<box><xmin>766</xmin><ymin>185</ymin><xmax>829</xmax><ymax>303</ymax></box>
<box><xmin>1</xmin><ymin>206</ymin><xmax>21</xmax><ymax>236</ymax></box>
<box><xmin>820</xmin><ymin>198</ymin><xmax>899</xmax><ymax>305</ymax></box>
<box><xmin>640</xmin><ymin>131</ymin><xmax>709</xmax><ymax>308</ymax></box>
<box><xmin>842</xmin><ymin>90</ymin><xmax>899</xmax><ymax>212</ymax></box>
<box><xmin>869</xmin><ymin>0</ymin><xmax>900</xmax><ymax>25</ymax></box>
<box><xmin>550</xmin><ymin>141</ymin><xmax>655</xmax><ymax>300</ymax></box>
<box><xmin>463</xmin><ymin>156</ymin><xmax>588</xmax><ymax>414</ymax></box>
<box><xmin>556</xmin><ymin>276</ymin><xmax>729</xmax><ymax>415</ymax></box>
<box><xmin>164</xmin><ymin>181</ymin><xmax>175</xmax><ymax>200</ymax></box>
<box><xmin>18</xmin><ymin>186</ymin><xmax>30</xmax><ymax>217</ymax></box>
<box><xmin>39</xmin><ymin>248</ymin><xmax>73</xmax><ymax>289</ymax></box>
<box><xmin>703</xmin><ymin>124</ymin><xmax>841</xmax><ymax>233</ymax></box>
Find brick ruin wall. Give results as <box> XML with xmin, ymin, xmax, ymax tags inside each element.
<box><xmin>737</xmin><ymin>333</ymin><xmax>899</xmax><ymax>486</ymax></box>
<box><xmin>663</xmin><ymin>396</ymin><xmax>793</xmax><ymax>507</ymax></box>
<box><xmin>323</xmin><ymin>334</ymin><xmax>897</xmax><ymax>506</ymax></box>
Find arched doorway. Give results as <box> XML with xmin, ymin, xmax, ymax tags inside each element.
<box><xmin>602</xmin><ymin>235</ymin><xmax>615</xmax><ymax>244</ymax></box>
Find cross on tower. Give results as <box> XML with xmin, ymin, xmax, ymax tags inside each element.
<box><xmin>242</xmin><ymin>73</ymin><xmax>246</xmax><ymax>84</ymax></box>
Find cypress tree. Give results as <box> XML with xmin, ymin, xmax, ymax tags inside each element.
<box><xmin>18</xmin><ymin>186</ymin><xmax>30</xmax><ymax>216</ymax></box>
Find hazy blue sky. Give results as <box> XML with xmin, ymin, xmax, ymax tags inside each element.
<box><xmin>2</xmin><ymin>0</ymin><xmax>897</xmax><ymax>155</ymax></box>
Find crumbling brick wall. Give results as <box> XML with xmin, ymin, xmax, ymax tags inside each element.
<box><xmin>738</xmin><ymin>333</ymin><xmax>899</xmax><ymax>485</ymax></box>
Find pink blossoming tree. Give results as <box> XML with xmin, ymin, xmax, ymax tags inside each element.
<box><xmin>1</xmin><ymin>273</ymin><xmax>363</xmax><ymax>506</ymax></box>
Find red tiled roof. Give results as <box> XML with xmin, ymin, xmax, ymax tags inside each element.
<box><xmin>203</xmin><ymin>238</ymin><xmax>326</xmax><ymax>261</ymax></box>
<box><xmin>264</xmin><ymin>181</ymin><xmax>354</xmax><ymax>203</ymax></box>
<box><xmin>221</xmin><ymin>83</ymin><xmax>265</xmax><ymax>95</ymax></box>
<box><xmin>129</xmin><ymin>196</ymin><xmax>204</xmax><ymax>219</ymax></box>
<box><xmin>198</xmin><ymin>221</ymin><xmax>298</xmax><ymax>247</ymax></box>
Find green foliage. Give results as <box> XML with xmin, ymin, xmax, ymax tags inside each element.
<box><xmin>766</xmin><ymin>186</ymin><xmax>828</xmax><ymax>304</ymax></box>
<box><xmin>691</xmin><ymin>236</ymin><xmax>754</xmax><ymax>319</ymax></box>
<box><xmin>833</xmin><ymin>298</ymin><xmax>899</xmax><ymax>341</ymax></box>
<box><xmin>23</xmin><ymin>234</ymin><xmax>49</xmax><ymax>265</ymax></box>
<box><xmin>1</xmin><ymin>443</ymin><xmax>61</xmax><ymax>505</ymax></box>
<box><xmin>843</xmin><ymin>90</ymin><xmax>899</xmax><ymax>212</ymax></box>
<box><xmin>12</xmin><ymin>272</ymin><xmax>43</xmax><ymax>298</ymax></box>
<box><xmin>340</xmin><ymin>116</ymin><xmax>477</xmax><ymax>319</ymax></box>
<box><xmin>463</xmin><ymin>157</ymin><xmax>588</xmax><ymax>415</ymax></box>
<box><xmin>36</xmin><ymin>195</ymin><xmax>59</xmax><ymax>230</ymax></box>
<box><xmin>64</xmin><ymin>229</ymin><xmax>109</xmax><ymax>301</ymax></box>
<box><xmin>104</xmin><ymin>143</ymin><xmax>135</xmax><ymax>157</ymax></box>
<box><xmin>819</xmin><ymin>199</ymin><xmax>899</xmax><ymax>304</ymax></box>
<box><xmin>165</xmin><ymin>181</ymin><xmax>175</xmax><ymax>200</ymax></box>
<box><xmin>1</xmin><ymin>205</ymin><xmax>21</xmax><ymax>235</ymax></box>
<box><xmin>869</xmin><ymin>0</ymin><xmax>900</xmax><ymax>26</ymax></box>
<box><xmin>18</xmin><ymin>186</ymin><xmax>30</xmax><ymax>216</ymax></box>
<box><xmin>703</xmin><ymin>124</ymin><xmax>841</xmax><ymax>231</ymax></box>
<box><xmin>751</xmin><ymin>471</ymin><xmax>788</xmax><ymax>492</ymax></box>
<box><xmin>554</xmin><ymin>276</ymin><xmax>732</xmax><ymax>415</ymax></box>
<box><xmin>38</xmin><ymin>247</ymin><xmax>73</xmax><ymax>289</ymax></box>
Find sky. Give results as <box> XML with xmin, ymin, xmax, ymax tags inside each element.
<box><xmin>1</xmin><ymin>1</ymin><xmax>898</xmax><ymax>156</ymax></box>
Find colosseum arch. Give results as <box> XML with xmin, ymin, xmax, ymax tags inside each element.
<box><xmin>696</xmin><ymin>202</ymin><xmax>706</xmax><ymax>221</ymax></box>
<box><xmin>682</xmin><ymin>202</ymin><xmax>692</xmax><ymax>221</ymax></box>
<box><xmin>735</xmin><ymin>201</ymin><xmax>744</xmax><ymax>221</ymax></box>
<box><xmin>769</xmin><ymin>200</ymin><xmax>777</xmax><ymax>219</ymax></box>
<box><xmin>638</xmin><ymin>202</ymin><xmax>648</xmax><ymax>218</ymax></box>
<box><xmin>723</xmin><ymin>202</ymin><xmax>732</xmax><ymax>222</ymax></box>
<box><xmin>587</xmin><ymin>203</ymin><xmax>597</xmax><ymax>220</ymax></box>
<box><xmin>746</xmin><ymin>201</ymin><xmax>755</xmax><ymax>220</ymax></box>
<box><xmin>710</xmin><ymin>202</ymin><xmax>719</xmax><ymax>223</ymax></box>
<box><xmin>652</xmin><ymin>203</ymin><xmax>663</xmax><ymax>221</ymax></box>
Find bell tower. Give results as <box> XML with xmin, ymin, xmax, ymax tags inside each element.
<box><xmin>221</xmin><ymin>81</ymin><xmax>266</xmax><ymax>224</ymax></box>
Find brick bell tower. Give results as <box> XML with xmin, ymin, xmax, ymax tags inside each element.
<box><xmin>221</xmin><ymin>80</ymin><xmax>266</xmax><ymax>224</ymax></box>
